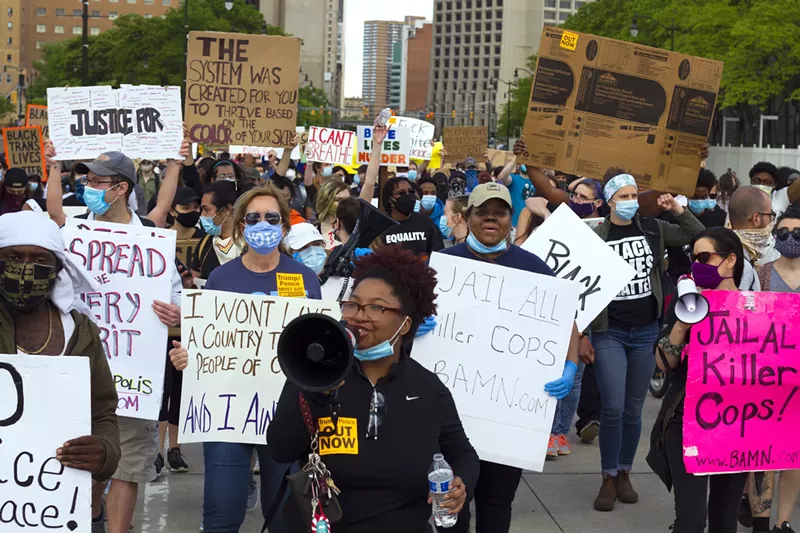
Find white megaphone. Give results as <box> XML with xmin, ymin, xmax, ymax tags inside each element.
<box><xmin>675</xmin><ymin>275</ymin><xmax>710</xmax><ymax>324</ymax></box>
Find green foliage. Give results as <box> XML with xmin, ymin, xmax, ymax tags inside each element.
<box><xmin>298</xmin><ymin>86</ymin><xmax>333</xmax><ymax>127</ymax></box>
<box><xmin>0</xmin><ymin>97</ymin><xmax>16</xmax><ymax>123</ymax></box>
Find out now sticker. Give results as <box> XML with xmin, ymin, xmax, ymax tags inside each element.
<box><xmin>560</xmin><ymin>31</ymin><xmax>579</xmax><ymax>51</ymax></box>
<box><xmin>318</xmin><ymin>417</ymin><xmax>358</xmax><ymax>455</ymax></box>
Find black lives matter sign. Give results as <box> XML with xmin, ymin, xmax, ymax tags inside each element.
<box><xmin>185</xmin><ymin>31</ymin><xmax>301</xmax><ymax>148</ymax></box>
<box><xmin>2</xmin><ymin>127</ymin><xmax>45</xmax><ymax>178</ymax></box>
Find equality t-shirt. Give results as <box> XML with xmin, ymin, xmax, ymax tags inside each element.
<box><xmin>205</xmin><ymin>254</ymin><xmax>322</xmax><ymax>299</ymax></box>
<box><xmin>507</xmin><ymin>174</ymin><xmax>535</xmax><ymax>227</ymax></box>
<box><xmin>380</xmin><ymin>212</ymin><xmax>443</xmax><ymax>260</ymax></box>
<box><xmin>606</xmin><ymin>222</ymin><xmax>658</xmax><ymax>326</ymax></box>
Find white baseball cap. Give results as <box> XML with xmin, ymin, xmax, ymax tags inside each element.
<box><xmin>285</xmin><ymin>222</ymin><xmax>325</xmax><ymax>251</ymax></box>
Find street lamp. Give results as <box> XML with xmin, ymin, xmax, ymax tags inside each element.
<box><xmin>630</xmin><ymin>14</ymin><xmax>680</xmax><ymax>51</ymax></box>
<box><xmin>495</xmin><ymin>77</ymin><xmax>516</xmax><ymax>147</ymax></box>
<box><xmin>514</xmin><ymin>67</ymin><xmax>535</xmax><ymax>79</ymax></box>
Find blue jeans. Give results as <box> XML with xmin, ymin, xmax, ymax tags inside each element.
<box><xmin>203</xmin><ymin>443</ymin><xmax>293</xmax><ymax>533</ymax></box>
<box><xmin>592</xmin><ymin>321</ymin><xmax>658</xmax><ymax>476</ymax></box>
<box><xmin>551</xmin><ymin>361</ymin><xmax>585</xmax><ymax>435</ymax></box>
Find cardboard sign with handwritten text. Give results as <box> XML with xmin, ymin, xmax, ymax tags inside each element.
<box><xmin>443</xmin><ymin>126</ymin><xmax>487</xmax><ymax>164</ymax></box>
<box><xmin>25</xmin><ymin>104</ymin><xmax>48</xmax><ymax>139</ymax></box>
<box><xmin>3</xmin><ymin>126</ymin><xmax>46</xmax><ymax>178</ymax></box>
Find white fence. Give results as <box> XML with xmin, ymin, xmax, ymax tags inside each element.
<box><xmin>706</xmin><ymin>145</ymin><xmax>800</xmax><ymax>178</ymax></box>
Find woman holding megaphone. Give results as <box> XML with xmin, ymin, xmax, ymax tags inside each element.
<box><xmin>649</xmin><ymin>227</ymin><xmax>746</xmax><ymax>533</ymax></box>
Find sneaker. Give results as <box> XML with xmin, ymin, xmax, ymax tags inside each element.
<box><xmin>247</xmin><ymin>473</ymin><xmax>259</xmax><ymax>510</ymax></box>
<box><xmin>91</xmin><ymin>501</ymin><xmax>106</xmax><ymax>533</ymax></box>
<box><xmin>167</xmin><ymin>447</ymin><xmax>189</xmax><ymax>473</ymax></box>
<box><xmin>557</xmin><ymin>434</ymin><xmax>571</xmax><ymax>455</ymax></box>
<box><xmin>154</xmin><ymin>453</ymin><xmax>164</xmax><ymax>478</ymax></box>
<box><xmin>579</xmin><ymin>420</ymin><xmax>600</xmax><ymax>444</ymax></box>
<box><xmin>594</xmin><ymin>474</ymin><xmax>617</xmax><ymax>512</ymax></box>
<box><xmin>253</xmin><ymin>459</ymin><xmax>260</xmax><ymax>475</ymax></box>
<box><xmin>199</xmin><ymin>519</ymin><xmax>204</xmax><ymax>532</ymax></box>
<box><xmin>774</xmin><ymin>522</ymin><xmax>796</xmax><ymax>533</ymax></box>
<box><xmin>547</xmin><ymin>435</ymin><xmax>559</xmax><ymax>458</ymax></box>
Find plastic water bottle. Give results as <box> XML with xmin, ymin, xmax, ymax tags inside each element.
<box><xmin>376</xmin><ymin>107</ymin><xmax>392</xmax><ymax>127</ymax></box>
<box><xmin>428</xmin><ymin>453</ymin><xmax>457</xmax><ymax>528</ymax></box>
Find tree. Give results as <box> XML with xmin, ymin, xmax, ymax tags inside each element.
<box><xmin>298</xmin><ymin>86</ymin><xmax>333</xmax><ymax>127</ymax></box>
<box><xmin>496</xmin><ymin>55</ymin><xmax>536</xmax><ymax>143</ymax></box>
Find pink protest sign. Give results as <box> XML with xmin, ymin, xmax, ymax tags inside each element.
<box><xmin>684</xmin><ymin>290</ymin><xmax>800</xmax><ymax>474</ymax></box>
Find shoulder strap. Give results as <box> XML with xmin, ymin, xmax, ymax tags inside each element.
<box><xmin>197</xmin><ymin>234</ymin><xmax>215</xmax><ymax>272</ymax></box>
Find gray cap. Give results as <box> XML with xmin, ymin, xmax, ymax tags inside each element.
<box><xmin>75</xmin><ymin>152</ymin><xmax>136</xmax><ymax>182</ymax></box>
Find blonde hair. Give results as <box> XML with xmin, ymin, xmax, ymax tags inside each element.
<box><xmin>315</xmin><ymin>179</ymin><xmax>349</xmax><ymax>223</ymax></box>
<box><xmin>447</xmin><ymin>195</ymin><xmax>469</xmax><ymax>218</ymax></box>
<box><xmin>232</xmin><ymin>183</ymin><xmax>292</xmax><ymax>250</ymax></box>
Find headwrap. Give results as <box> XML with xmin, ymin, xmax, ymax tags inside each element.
<box><xmin>603</xmin><ymin>174</ymin><xmax>638</xmax><ymax>202</ymax></box>
<box><xmin>0</xmin><ymin>211</ymin><xmax>98</xmax><ymax>315</ymax></box>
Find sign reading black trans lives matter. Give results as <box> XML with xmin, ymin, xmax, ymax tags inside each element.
<box><xmin>47</xmin><ymin>85</ymin><xmax>183</xmax><ymax>160</ymax></box>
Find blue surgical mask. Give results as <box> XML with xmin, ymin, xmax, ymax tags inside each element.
<box><xmin>688</xmin><ymin>198</ymin><xmax>716</xmax><ymax>215</ymax></box>
<box><xmin>200</xmin><ymin>214</ymin><xmax>223</xmax><ymax>236</ymax></box>
<box><xmin>439</xmin><ymin>215</ymin><xmax>453</xmax><ymax>239</ymax></box>
<box><xmin>408</xmin><ymin>170</ymin><xmax>418</xmax><ymax>180</ymax></box>
<box><xmin>322</xmin><ymin>166</ymin><xmax>333</xmax><ymax>177</ymax></box>
<box><xmin>613</xmin><ymin>199</ymin><xmax>639</xmax><ymax>221</ymax></box>
<box><xmin>354</xmin><ymin>319</ymin><xmax>408</xmax><ymax>361</ymax></box>
<box><xmin>244</xmin><ymin>221</ymin><xmax>283</xmax><ymax>255</ymax></box>
<box><xmin>421</xmin><ymin>195</ymin><xmax>437</xmax><ymax>211</ymax></box>
<box><xmin>520</xmin><ymin>165</ymin><xmax>527</xmax><ymax>174</ymax></box>
<box><xmin>83</xmin><ymin>185</ymin><xmax>119</xmax><ymax>216</ymax></box>
<box><xmin>354</xmin><ymin>175</ymin><xmax>361</xmax><ymax>185</ymax></box>
<box><xmin>466</xmin><ymin>232</ymin><xmax>508</xmax><ymax>255</ymax></box>
<box><xmin>29</xmin><ymin>183</ymin><xmax>39</xmax><ymax>192</ymax></box>
<box><xmin>293</xmin><ymin>246</ymin><xmax>327</xmax><ymax>275</ymax></box>
<box><xmin>414</xmin><ymin>199</ymin><xmax>421</xmax><ymax>213</ymax></box>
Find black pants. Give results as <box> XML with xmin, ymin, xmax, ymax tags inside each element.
<box><xmin>665</xmin><ymin>420</ymin><xmax>747</xmax><ymax>533</ymax></box>
<box><xmin>453</xmin><ymin>460</ymin><xmax>522</xmax><ymax>533</ymax></box>
<box><xmin>159</xmin><ymin>338</ymin><xmax>183</xmax><ymax>426</ymax></box>
<box><xmin>575</xmin><ymin>363</ymin><xmax>601</xmax><ymax>433</ymax></box>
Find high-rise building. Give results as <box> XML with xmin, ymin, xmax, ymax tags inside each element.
<box><xmin>0</xmin><ymin>0</ymin><xmax>23</xmax><ymax>102</ymax></box>
<box><xmin>362</xmin><ymin>19</ymin><xmax>403</xmax><ymax>116</ymax></box>
<box><xmin>389</xmin><ymin>41</ymin><xmax>402</xmax><ymax>110</ymax></box>
<box><xmin>388</xmin><ymin>19</ymin><xmax>433</xmax><ymax>115</ymax></box>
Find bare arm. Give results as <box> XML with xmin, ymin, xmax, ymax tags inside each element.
<box><xmin>360</xmin><ymin>125</ymin><xmax>389</xmax><ymax>203</ymax></box>
<box><xmin>529</xmin><ymin>167</ymin><xmax>569</xmax><ymax>205</ymax></box>
<box><xmin>656</xmin><ymin>321</ymin><xmax>690</xmax><ymax>371</ymax></box>
<box><xmin>304</xmin><ymin>157</ymin><xmax>314</xmax><ymax>187</ymax></box>
<box><xmin>277</xmin><ymin>134</ymin><xmax>298</xmax><ymax>178</ymax></box>
<box><xmin>497</xmin><ymin>159</ymin><xmax>516</xmax><ymax>187</ymax></box>
<box><xmin>417</xmin><ymin>159</ymin><xmax>429</xmax><ymax>177</ymax></box>
<box><xmin>566</xmin><ymin>324</ymin><xmax>580</xmax><ymax>365</ymax></box>
<box><xmin>146</xmin><ymin>139</ymin><xmax>189</xmax><ymax>227</ymax></box>
<box><xmin>44</xmin><ymin>139</ymin><xmax>67</xmax><ymax>227</ymax></box>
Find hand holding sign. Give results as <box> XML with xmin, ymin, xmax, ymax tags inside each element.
<box><xmin>169</xmin><ymin>340</ymin><xmax>189</xmax><ymax>371</ymax></box>
<box><xmin>56</xmin><ymin>436</ymin><xmax>106</xmax><ymax>474</ymax></box>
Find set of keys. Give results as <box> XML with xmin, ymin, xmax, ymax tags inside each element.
<box><xmin>305</xmin><ymin>443</ymin><xmax>341</xmax><ymax>533</ymax></box>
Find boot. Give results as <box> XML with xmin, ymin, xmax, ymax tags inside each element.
<box><xmin>594</xmin><ymin>474</ymin><xmax>617</xmax><ymax>512</ymax></box>
<box><xmin>616</xmin><ymin>470</ymin><xmax>639</xmax><ymax>503</ymax></box>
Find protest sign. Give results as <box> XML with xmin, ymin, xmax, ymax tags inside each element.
<box><xmin>388</xmin><ymin>116</ymin><xmax>435</xmax><ymax>160</ymax></box>
<box><xmin>61</xmin><ymin>219</ymin><xmax>175</xmax><ymax>420</ymax></box>
<box><xmin>305</xmin><ymin>126</ymin><xmax>355</xmax><ymax>166</ymax></box>
<box><xmin>442</xmin><ymin>126</ymin><xmax>487</xmax><ymax>164</ymax></box>
<box><xmin>356</xmin><ymin>126</ymin><xmax>410</xmax><ymax>167</ymax></box>
<box><xmin>185</xmin><ymin>31</ymin><xmax>301</xmax><ymax>148</ymax></box>
<box><xmin>414</xmin><ymin>253</ymin><xmax>581</xmax><ymax>471</ymax></box>
<box><xmin>486</xmin><ymin>149</ymin><xmax>516</xmax><ymax>169</ymax></box>
<box><xmin>47</xmin><ymin>85</ymin><xmax>183</xmax><ymax>160</ymax></box>
<box><xmin>178</xmin><ymin>290</ymin><xmax>341</xmax><ymax>444</ymax></box>
<box><xmin>520</xmin><ymin>27</ymin><xmax>723</xmax><ymax>196</ymax></box>
<box><xmin>63</xmin><ymin>206</ymin><xmax>89</xmax><ymax>218</ymax></box>
<box><xmin>176</xmin><ymin>237</ymin><xmax>200</xmax><ymax>271</ymax></box>
<box><xmin>26</xmin><ymin>104</ymin><xmax>49</xmax><ymax>139</ymax></box>
<box><xmin>229</xmin><ymin>127</ymin><xmax>305</xmax><ymax>160</ymax></box>
<box><xmin>3</xmin><ymin>126</ymin><xmax>46</xmax><ymax>178</ymax></box>
<box><xmin>0</xmin><ymin>354</ymin><xmax>91</xmax><ymax>532</ymax></box>
<box><xmin>684</xmin><ymin>291</ymin><xmax>800</xmax><ymax>474</ymax></box>
<box><xmin>522</xmin><ymin>204</ymin><xmax>636</xmax><ymax>330</ymax></box>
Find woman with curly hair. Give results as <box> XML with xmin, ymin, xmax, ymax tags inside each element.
<box><xmin>268</xmin><ymin>245</ymin><xmax>480</xmax><ymax>533</ymax></box>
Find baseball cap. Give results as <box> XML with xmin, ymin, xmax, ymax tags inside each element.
<box><xmin>468</xmin><ymin>182</ymin><xmax>512</xmax><ymax>209</ymax></box>
<box><xmin>75</xmin><ymin>152</ymin><xmax>136</xmax><ymax>183</ymax></box>
<box><xmin>285</xmin><ymin>222</ymin><xmax>325</xmax><ymax>251</ymax></box>
<box><xmin>464</xmin><ymin>157</ymin><xmax>478</xmax><ymax>168</ymax></box>
<box><xmin>3</xmin><ymin>168</ymin><xmax>29</xmax><ymax>188</ymax></box>
<box><xmin>172</xmin><ymin>186</ymin><xmax>200</xmax><ymax>207</ymax></box>
<box><xmin>245</xmin><ymin>167</ymin><xmax>261</xmax><ymax>181</ymax></box>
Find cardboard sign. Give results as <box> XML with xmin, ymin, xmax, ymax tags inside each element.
<box><xmin>443</xmin><ymin>126</ymin><xmax>488</xmax><ymax>164</ymax></box>
<box><xmin>388</xmin><ymin>116</ymin><xmax>435</xmax><ymax>160</ymax></box>
<box><xmin>522</xmin><ymin>204</ymin><xmax>636</xmax><ymax>331</ymax></box>
<box><xmin>62</xmin><ymin>219</ymin><xmax>175</xmax><ymax>420</ymax></box>
<box><xmin>520</xmin><ymin>27</ymin><xmax>723</xmax><ymax>196</ymax></box>
<box><xmin>179</xmin><ymin>290</ymin><xmax>341</xmax><ymax>444</ymax></box>
<box><xmin>176</xmin><ymin>237</ymin><xmax>200</xmax><ymax>271</ymax></box>
<box><xmin>486</xmin><ymin>149</ymin><xmax>516</xmax><ymax>169</ymax></box>
<box><xmin>47</xmin><ymin>85</ymin><xmax>183</xmax><ymax>160</ymax></box>
<box><xmin>414</xmin><ymin>253</ymin><xmax>581</xmax><ymax>471</ymax></box>
<box><xmin>3</xmin><ymin>126</ymin><xmax>46</xmax><ymax>178</ymax></box>
<box><xmin>25</xmin><ymin>104</ymin><xmax>49</xmax><ymax>139</ymax></box>
<box><xmin>229</xmin><ymin>128</ymin><xmax>305</xmax><ymax>160</ymax></box>
<box><xmin>305</xmin><ymin>126</ymin><xmax>355</xmax><ymax>166</ymax></box>
<box><xmin>185</xmin><ymin>31</ymin><xmax>301</xmax><ymax>148</ymax></box>
<box><xmin>0</xmin><ymin>354</ymin><xmax>91</xmax><ymax>533</ymax></box>
<box><xmin>356</xmin><ymin>126</ymin><xmax>410</xmax><ymax>167</ymax></box>
<box><xmin>684</xmin><ymin>291</ymin><xmax>800</xmax><ymax>474</ymax></box>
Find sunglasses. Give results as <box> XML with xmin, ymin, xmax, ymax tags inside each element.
<box><xmin>367</xmin><ymin>389</ymin><xmax>386</xmax><ymax>440</ymax></box>
<box><xmin>776</xmin><ymin>227</ymin><xmax>800</xmax><ymax>241</ymax></box>
<box><xmin>691</xmin><ymin>251</ymin><xmax>723</xmax><ymax>264</ymax></box>
<box><xmin>244</xmin><ymin>211</ymin><xmax>282</xmax><ymax>226</ymax></box>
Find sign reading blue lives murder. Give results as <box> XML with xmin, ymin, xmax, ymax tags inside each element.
<box><xmin>414</xmin><ymin>253</ymin><xmax>581</xmax><ymax>472</ymax></box>
<box><xmin>178</xmin><ymin>290</ymin><xmax>341</xmax><ymax>444</ymax></box>
<box><xmin>0</xmin><ymin>354</ymin><xmax>91</xmax><ymax>532</ymax></box>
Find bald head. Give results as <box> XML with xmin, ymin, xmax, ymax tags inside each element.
<box><xmin>728</xmin><ymin>186</ymin><xmax>772</xmax><ymax>229</ymax></box>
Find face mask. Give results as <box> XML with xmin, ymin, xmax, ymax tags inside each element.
<box><xmin>569</xmin><ymin>200</ymin><xmax>595</xmax><ymax>217</ymax></box>
<box><xmin>322</xmin><ymin>166</ymin><xmax>333</xmax><ymax>177</ymax></box>
<box><xmin>612</xmin><ymin>199</ymin><xmax>639</xmax><ymax>221</ymax></box>
<box><xmin>465</xmin><ymin>169</ymin><xmax>478</xmax><ymax>192</ymax></box>
<box><xmin>393</xmin><ymin>193</ymin><xmax>416</xmax><ymax>216</ymax></box>
<box><xmin>467</xmin><ymin>232</ymin><xmax>508</xmax><ymax>255</ymax></box>
<box><xmin>753</xmin><ymin>184</ymin><xmax>774</xmax><ymax>196</ymax></box>
<box><xmin>29</xmin><ymin>183</ymin><xmax>39</xmax><ymax>192</ymax></box>
<box><xmin>354</xmin><ymin>318</ymin><xmax>408</xmax><ymax>361</ymax></box>
<box><xmin>691</xmin><ymin>261</ymin><xmax>731</xmax><ymax>290</ymax></box>
<box><xmin>244</xmin><ymin>221</ymin><xmax>283</xmax><ymax>255</ymax></box>
<box><xmin>0</xmin><ymin>260</ymin><xmax>57</xmax><ymax>311</ymax></box>
<box><xmin>421</xmin><ymin>195</ymin><xmax>437</xmax><ymax>211</ymax></box>
<box><xmin>520</xmin><ymin>165</ymin><xmax>527</xmax><ymax>174</ymax></box>
<box><xmin>140</xmin><ymin>164</ymin><xmax>153</xmax><ymax>172</ymax></box>
<box><xmin>200</xmin><ymin>214</ymin><xmax>223</xmax><ymax>236</ymax></box>
<box><xmin>285</xmin><ymin>169</ymin><xmax>296</xmax><ymax>179</ymax></box>
<box><xmin>407</xmin><ymin>170</ymin><xmax>418</xmax><ymax>181</ymax></box>
<box><xmin>688</xmin><ymin>199</ymin><xmax>716</xmax><ymax>215</ymax></box>
<box><xmin>354</xmin><ymin>175</ymin><xmax>361</xmax><ymax>185</ymax></box>
<box><xmin>414</xmin><ymin>199</ymin><xmax>421</xmax><ymax>213</ymax></box>
<box><xmin>83</xmin><ymin>184</ymin><xmax>120</xmax><ymax>216</ymax></box>
<box><xmin>175</xmin><ymin>211</ymin><xmax>201</xmax><ymax>228</ymax></box>
<box><xmin>776</xmin><ymin>233</ymin><xmax>800</xmax><ymax>259</ymax></box>
<box><xmin>294</xmin><ymin>246</ymin><xmax>327</xmax><ymax>275</ymax></box>
<box><xmin>74</xmin><ymin>178</ymin><xmax>86</xmax><ymax>205</ymax></box>
<box><xmin>734</xmin><ymin>228</ymin><xmax>772</xmax><ymax>262</ymax></box>
<box><xmin>439</xmin><ymin>215</ymin><xmax>453</xmax><ymax>239</ymax></box>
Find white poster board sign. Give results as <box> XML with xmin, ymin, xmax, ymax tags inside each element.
<box><xmin>388</xmin><ymin>116</ymin><xmax>435</xmax><ymax>160</ymax></box>
<box><xmin>0</xmin><ymin>354</ymin><xmax>91</xmax><ymax>532</ymax></box>
<box><xmin>178</xmin><ymin>290</ymin><xmax>341</xmax><ymax>444</ymax></box>
<box><xmin>61</xmin><ymin>219</ymin><xmax>175</xmax><ymax>419</ymax></box>
<box><xmin>356</xmin><ymin>126</ymin><xmax>410</xmax><ymax>167</ymax></box>
<box><xmin>63</xmin><ymin>206</ymin><xmax>89</xmax><ymax>218</ymax></box>
<box><xmin>522</xmin><ymin>204</ymin><xmax>636</xmax><ymax>331</ymax></box>
<box><xmin>47</xmin><ymin>85</ymin><xmax>183</xmax><ymax>160</ymax></box>
<box><xmin>414</xmin><ymin>253</ymin><xmax>580</xmax><ymax>471</ymax></box>
<box><xmin>305</xmin><ymin>126</ymin><xmax>356</xmax><ymax>166</ymax></box>
<box><xmin>229</xmin><ymin>127</ymin><xmax>305</xmax><ymax>160</ymax></box>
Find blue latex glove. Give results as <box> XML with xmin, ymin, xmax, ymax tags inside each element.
<box><xmin>544</xmin><ymin>360</ymin><xmax>578</xmax><ymax>400</ymax></box>
<box><xmin>415</xmin><ymin>315</ymin><xmax>437</xmax><ymax>337</ymax></box>
<box><xmin>353</xmin><ymin>247</ymin><xmax>373</xmax><ymax>260</ymax></box>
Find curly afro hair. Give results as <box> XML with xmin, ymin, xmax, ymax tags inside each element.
<box><xmin>352</xmin><ymin>246</ymin><xmax>438</xmax><ymax>338</ymax></box>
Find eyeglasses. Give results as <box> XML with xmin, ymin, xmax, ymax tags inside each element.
<box><xmin>757</xmin><ymin>212</ymin><xmax>777</xmax><ymax>222</ymax></box>
<box><xmin>391</xmin><ymin>189</ymin><xmax>412</xmax><ymax>198</ymax></box>
<box><xmin>569</xmin><ymin>192</ymin><xmax>596</xmax><ymax>204</ymax></box>
<box><xmin>216</xmin><ymin>172</ymin><xmax>236</xmax><ymax>181</ymax></box>
<box><xmin>244</xmin><ymin>211</ymin><xmax>282</xmax><ymax>226</ymax></box>
<box><xmin>691</xmin><ymin>251</ymin><xmax>723</xmax><ymax>264</ymax></box>
<box><xmin>86</xmin><ymin>177</ymin><xmax>119</xmax><ymax>188</ymax></box>
<box><xmin>367</xmin><ymin>389</ymin><xmax>385</xmax><ymax>440</ymax></box>
<box><xmin>776</xmin><ymin>227</ymin><xmax>800</xmax><ymax>241</ymax></box>
<box><xmin>340</xmin><ymin>301</ymin><xmax>405</xmax><ymax>321</ymax></box>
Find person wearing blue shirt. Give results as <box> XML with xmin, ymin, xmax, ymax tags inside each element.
<box><xmin>496</xmin><ymin>161</ymin><xmax>535</xmax><ymax>227</ymax></box>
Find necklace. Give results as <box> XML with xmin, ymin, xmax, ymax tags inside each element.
<box><xmin>16</xmin><ymin>304</ymin><xmax>54</xmax><ymax>355</ymax></box>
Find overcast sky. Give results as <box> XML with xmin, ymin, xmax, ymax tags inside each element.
<box><xmin>343</xmin><ymin>0</ymin><xmax>434</xmax><ymax>98</ymax></box>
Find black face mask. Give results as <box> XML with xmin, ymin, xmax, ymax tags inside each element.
<box><xmin>392</xmin><ymin>193</ymin><xmax>416</xmax><ymax>216</ymax></box>
<box><xmin>0</xmin><ymin>260</ymin><xmax>57</xmax><ymax>312</ymax></box>
<box><xmin>175</xmin><ymin>211</ymin><xmax>201</xmax><ymax>228</ymax></box>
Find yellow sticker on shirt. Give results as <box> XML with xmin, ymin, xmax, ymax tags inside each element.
<box><xmin>276</xmin><ymin>273</ymin><xmax>305</xmax><ymax>298</ymax></box>
<box><xmin>560</xmin><ymin>31</ymin><xmax>579</xmax><ymax>51</ymax></box>
<box><xmin>318</xmin><ymin>417</ymin><xmax>358</xmax><ymax>455</ymax></box>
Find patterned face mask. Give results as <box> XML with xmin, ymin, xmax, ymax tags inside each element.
<box><xmin>0</xmin><ymin>260</ymin><xmax>57</xmax><ymax>311</ymax></box>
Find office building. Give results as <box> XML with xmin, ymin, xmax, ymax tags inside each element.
<box><xmin>0</xmin><ymin>0</ymin><xmax>22</xmax><ymax>99</ymax></box>
<box><xmin>389</xmin><ymin>19</ymin><xmax>432</xmax><ymax>114</ymax></box>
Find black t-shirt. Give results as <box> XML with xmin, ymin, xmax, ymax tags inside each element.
<box><xmin>662</xmin><ymin>206</ymin><xmax>726</xmax><ymax>281</ymax></box>
<box><xmin>606</xmin><ymin>221</ymin><xmax>658</xmax><ymax>326</ymax></box>
<box><xmin>380</xmin><ymin>212</ymin><xmax>443</xmax><ymax>260</ymax></box>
